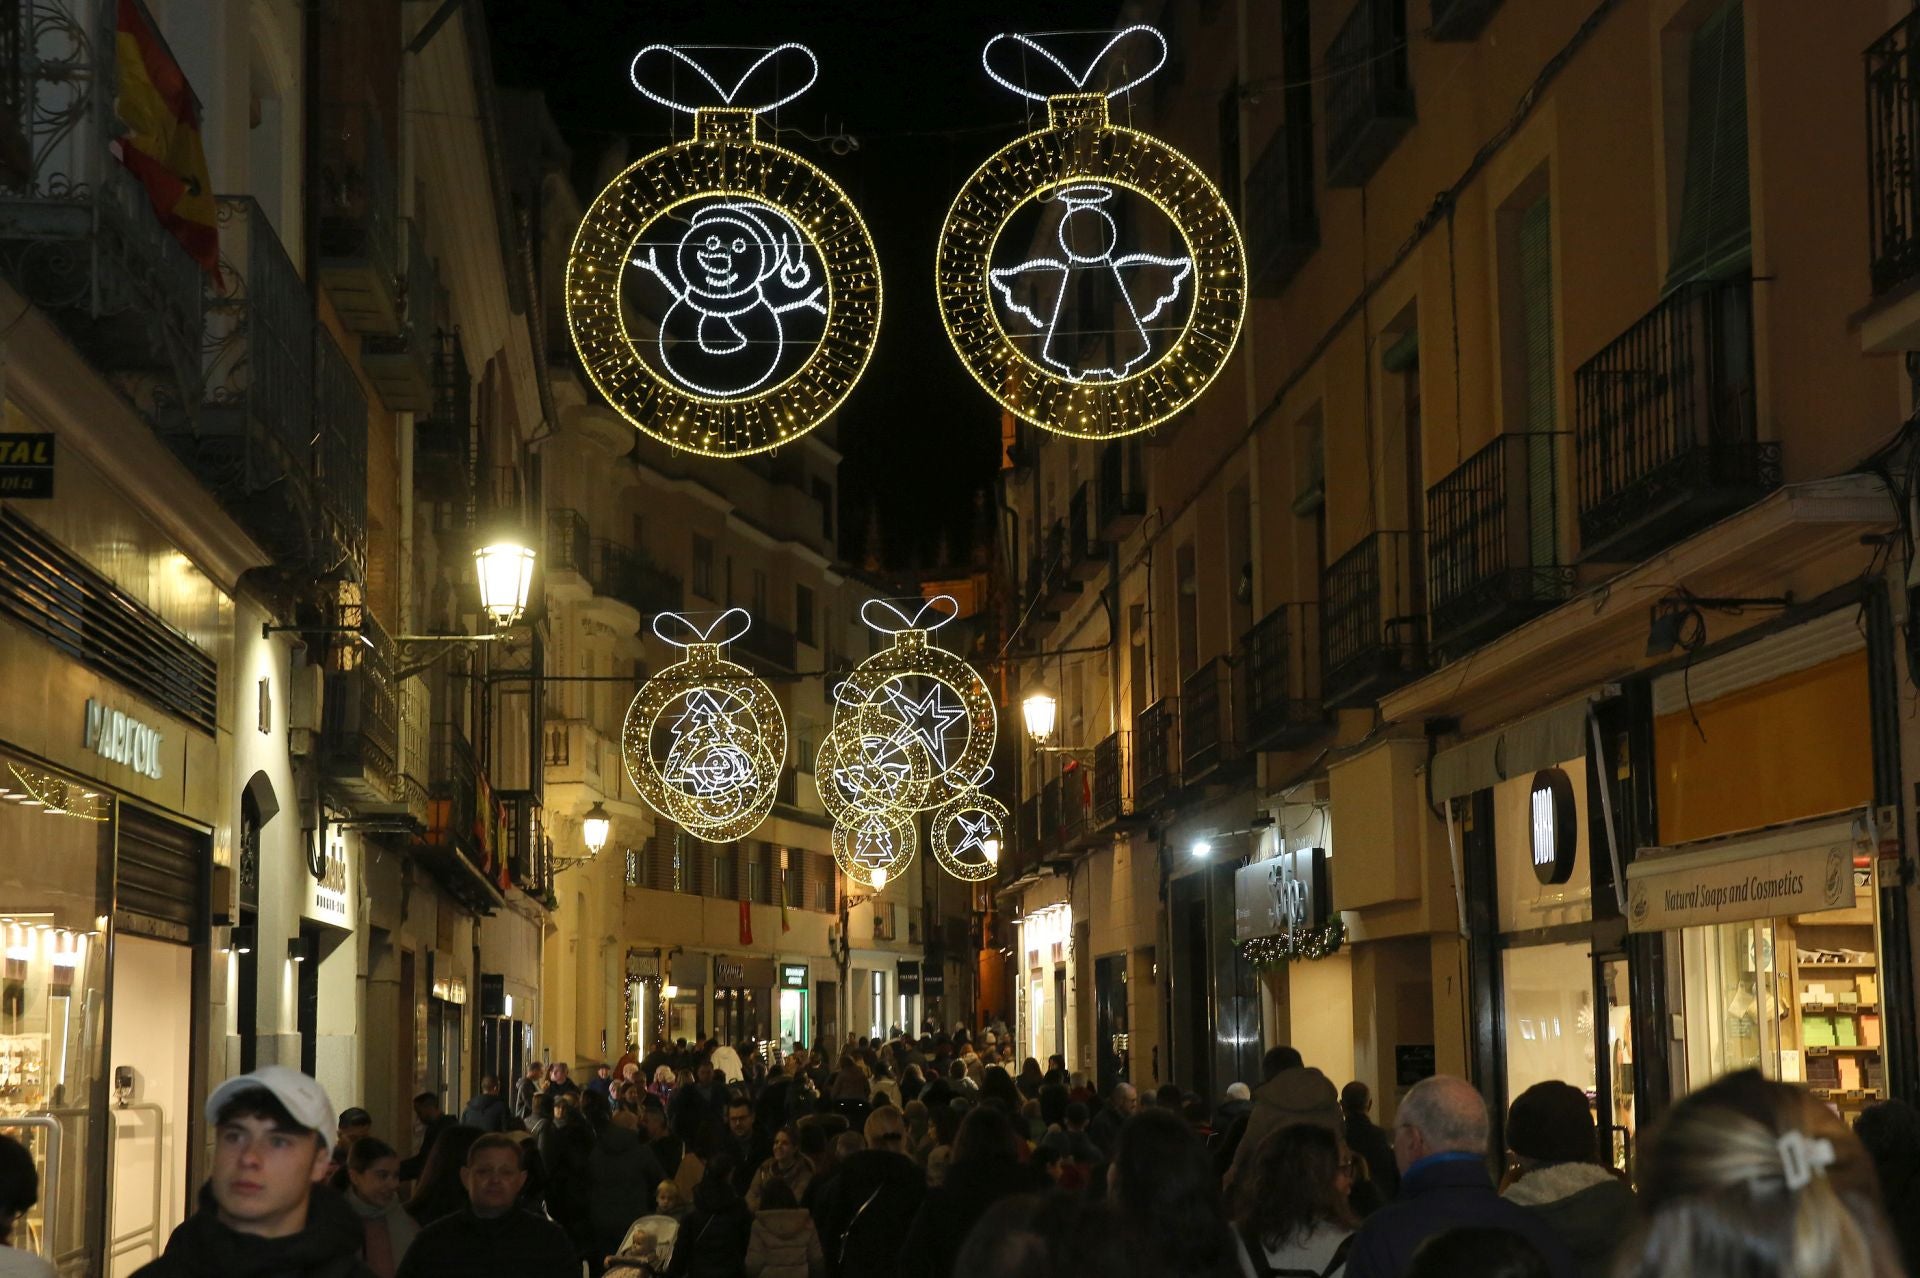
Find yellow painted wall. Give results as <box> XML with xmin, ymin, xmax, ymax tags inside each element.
<box><xmin>1654</xmin><ymin>651</ymin><xmax>1872</xmax><ymax>846</ymax></box>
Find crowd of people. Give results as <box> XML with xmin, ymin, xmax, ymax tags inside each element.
<box><xmin>117</xmin><ymin>1021</ymin><xmax>1920</xmax><ymax>1277</ymax></box>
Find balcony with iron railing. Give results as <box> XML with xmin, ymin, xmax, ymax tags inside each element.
<box><xmin>317</xmin><ymin>99</ymin><xmax>400</xmax><ymax>333</ymax></box>
<box><xmin>1039</xmin><ymin>775</ymin><xmax>1064</xmax><ymax>856</ymax></box>
<box><xmin>360</xmin><ymin>216</ymin><xmax>436</xmax><ymax>411</ymax></box>
<box><xmin>1097</xmin><ymin>441</ymin><xmax>1147</xmax><ymax>538</ymax></box>
<box><xmin>0</xmin><ymin>0</ymin><xmax>203</xmax><ymax>388</ymax></box>
<box><xmin>422</xmin><ymin>719</ymin><xmax>504</xmax><ymax>910</ymax></box>
<box><xmin>1240</xmin><ymin>603</ymin><xmax>1328</xmax><ymax>753</ymax></box>
<box><xmin>1040</xmin><ymin>522</ymin><xmax>1081</xmax><ymax>610</ymax></box>
<box><xmin>1869</xmin><ymin>12</ymin><xmax>1920</xmax><ymax>303</ymax></box>
<box><xmin>1573</xmin><ymin>278</ymin><xmax>1776</xmax><ymax>564</ymax></box>
<box><xmin>1092</xmin><ymin>731</ymin><xmax>1132</xmax><ymax>827</ymax></box>
<box><xmin>1133</xmin><ymin>697</ymin><xmax>1180</xmax><ymax>811</ymax></box>
<box><xmin>314</xmin><ymin>324</ymin><xmax>369</xmax><ymax>575</ymax></box>
<box><xmin>1429</xmin><ymin>0</ymin><xmax>1503</xmax><ymax>40</ymax></box>
<box><xmin>1322</xmin><ymin>531</ymin><xmax>1425</xmax><ymax>709</ymax></box>
<box><xmin>1001</xmin><ymin>793</ymin><xmax>1041</xmax><ymax>882</ymax></box>
<box><xmin>1324</xmin><ymin>0</ymin><xmax>1413</xmax><ymax>189</ymax></box>
<box><xmin>497</xmin><ymin>789</ymin><xmax>553</xmax><ymax>906</ymax></box>
<box><xmin>1068</xmin><ymin>483</ymin><xmax>1105</xmax><ymax>581</ymax></box>
<box><xmin>1426</xmin><ymin>433</ymin><xmax>1575</xmax><ymax>661</ymax></box>
<box><xmin>416</xmin><ymin>329</ymin><xmax>471</xmax><ymax>501</ymax></box>
<box><xmin>546</xmin><ymin>509</ymin><xmax>589</xmax><ymax>579</ymax></box>
<box><xmin>1059</xmin><ymin>765</ymin><xmax>1093</xmax><ymax>847</ymax></box>
<box><xmin>542</xmin><ymin>717</ymin><xmax>623</xmax><ymax>794</ymax></box>
<box><xmin>1181</xmin><ymin>656</ymin><xmax>1241</xmax><ymax>784</ymax></box>
<box><xmin>319</xmin><ymin>599</ymin><xmax>398</xmax><ymax>808</ymax></box>
<box><xmin>1246</xmin><ymin>122</ymin><xmax>1318</xmax><ymax>295</ymax></box>
<box><xmin>734</xmin><ymin>616</ymin><xmax>798</xmax><ymax>673</ymax></box>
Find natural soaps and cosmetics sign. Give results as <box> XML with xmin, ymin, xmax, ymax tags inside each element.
<box><xmin>1627</xmin><ymin>831</ymin><xmax>1855</xmax><ymax>932</ymax></box>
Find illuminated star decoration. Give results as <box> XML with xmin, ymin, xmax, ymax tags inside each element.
<box><xmin>881</xmin><ymin>681</ymin><xmax>968</xmax><ymax>769</ymax></box>
<box><xmin>989</xmin><ymin>184</ymin><xmax>1193</xmax><ymax>382</ymax></box>
<box><xmin>936</xmin><ymin>23</ymin><xmax>1246</xmax><ymax>439</ymax></box>
<box><xmin>951</xmin><ymin>811</ymin><xmax>994</xmax><ymax>859</ymax></box>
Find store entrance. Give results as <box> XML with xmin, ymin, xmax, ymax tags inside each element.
<box><xmin>714</xmin><ymin>988</ymin><xmax>768</xmax><ymax>1047</ymax></box>
<box><xmin>1095</xmin><ymin>954</ymin><xmax>1129</xmax><ymax>1091</ymax></box>
<box><xmin>778</xmin><ymin>989</ymin><xmax>808</xmax><ymax>1054</ymax></box>
<box><xmin>106</xmin><ymin>934</ymin><xmax>192</xmax><ymax>1276</ymax></box>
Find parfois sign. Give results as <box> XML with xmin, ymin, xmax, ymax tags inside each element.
<box><xmin>83</xmin><ymin>699</ymin><xmax>164</xmax><ymax>780</ymax></box>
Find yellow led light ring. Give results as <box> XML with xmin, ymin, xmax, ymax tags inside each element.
<box><xmin>937</xmin><ymin>105</ymin><xmax>1246</xmax><ymax>440</ymax></box>
<box><xmin>929</xmin><ymin>788</ymin><xmax>1008</xmax><ymax>883</ymax></box>
<box><xmin>621</xmin><ymin>641</ymin><xmax>787</xmax><ymax>841</ymax></box>
<box><xmin>812</xmin><ymin>706</ymin><xmax>935</xmax><ymax>823</ymax></box>
<box><xmin>567</xmin><ymin>125</ymin><xmax>882</xmax><ymax>457</ymax></box>
<box><xmin>832</xmin><ymin>811</ymin><xmax>918</xmax><ymax>888</ymax></box>
<box><xmin>837</xmin><ymin>629</ymin><xmax>998</xmax><ymax>813</ymax></box>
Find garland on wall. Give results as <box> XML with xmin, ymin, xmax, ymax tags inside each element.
<box><xmin>1241</xmin><ymin>917</ymin><xmax>1346</xmax><ymax>969</ymax></box>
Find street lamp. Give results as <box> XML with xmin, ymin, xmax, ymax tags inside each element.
<box><xmin>870</xmin><ymin>866</ymin><xmax>889</xmax><ymax>893</ymax></box>
<box><xmin>474</xmin><ymin>538</ymin><xmax>537</xmax><ymax>629</ymax></box>
<box><xmin>1021</xmin><ymin>685</ymin><xmax>1058</xmax><ymax>744</ymax></box>
<box><xmin>982</xmin><ymin>837</ymin><xmax>1001</xmax><ymax>865</ymax></box>
<box><xmin>581</xmin><ymin>802</ymin><xmax>612</xmax><ymax>856</ymax></box>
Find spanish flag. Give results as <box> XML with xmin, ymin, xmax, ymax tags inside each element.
<box><xmin>111</xmin><ymin>0</ymin><xmax>219</xmax><ymax>279</ymax></box>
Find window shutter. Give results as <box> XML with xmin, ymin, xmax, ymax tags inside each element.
<box><xmin>1518</xmin><ymin>193</ymin><xmax>1558</xmax><ymax>568</ymax></box>
<box><xmin>1669</xmin><ymin>2</ymin><xmax>1750</xmax><ymax>285</ymax></box>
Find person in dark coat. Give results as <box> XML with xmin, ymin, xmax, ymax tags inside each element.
<box><xmin>395</xmin><ymin>1134</ymin><xmax>577</xmax><ymax>1278</ymax></box>
<box><xmin>667</xmin><ymin>1153</ymin><xmax>755</xmax><ymax>1278</ymax></box>
<box><xmin>898</xmin><ymin>1104</ymin><xmax>1047</xmax><ymax>1278</ymax></box>
<box><xmin>1341</xmin><ymin>1081</ymin><xmax>1400</xmax><ymax>1203</ymax></box>
<box><xmin>459</xmin><ymin>1076</ymin><xmax>507</xmax><ymax>1133</ymax></box>
<box><xmin>1224</xmin><ymin>1048</ymin><xmax>1343</xmax><ymax>1193</ymax></box>
<box><xmin>136</xmin><ymin>1067</ymin><xmax>376</xmax><ymax>1278</ymax></box>
<box><xmin>1085</xmin><ymin>1082</ymin><xmax>1138</xmax><ymax>1158</ymax></box>
<box><xmin>397</xmin><ymin>1094</ymin><xmax>457</xmax><ymax>1182</ymax></box>
<box><xmin>813</xmin><ymin>1106</ymin><xmax>926</xmax><ymax>1277</ymax></box>
<box><xmin>1111</xmin><ymin>1108</ymin><xmax>1244</xmax><ymax>1278</ymax></box>
<box><xmin>588</xmin><ymin>1108</ymin><xmax>666</xmax><ymax>1263</ymax></box>
<box><xmin>1500</xmin><ymin>1082</ymin><xmax>1633</xmax><ymax>1278</ymax></box>
<box><xmin>1344</xmin><ymin>1077</ymin><xmax>1574</xmax><ymax>1278</ymax></box>
<box><xmin>1856</xmin><ymin>1098</ymin><xmax>1920</xmax><ymax>1276</ymax></box>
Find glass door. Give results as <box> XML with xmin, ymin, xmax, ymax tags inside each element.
<box><xmin>1601</xmin><ymin>957</ymin><xmax>1635</xmax><ymax>1174</ymax></box>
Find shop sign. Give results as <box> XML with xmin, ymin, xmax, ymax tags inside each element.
<box><xmin>780</xmin><ymin>963</ymin><xmax>808</xmax><ymax>990</ymax></box>
<box><xmin>712</xmin><ymin>954</ymin><xmax>775</xmax><ymax>988</ymax></box>
<box><xmin>1529</xmin><ymin>768</ymin><xmax>1578</xmax><ymax>886</ymax></box>
<box><xmin>923</xmin><ymin>966</ymin><xmax>945</xmax><ymax>998</ymax></box>
<box><xmin>670</xmin><ymin>950</ymin><xmax>711</xmax><ymax>987</ymax></box>
<box><xmin>300</xmin><ymin>826</ymin><xmax>353</xmax><ymax>931</ymax></box>
<box><xmin>1627</xmin><ymin>839</ymin><xmax>1854</xmax><ymax>933</ymax></box>
<box><xmin>83</xmin><ymin>699</ymin><xmax>164</xmax><ymax>780</ymax></box>
<box><xmin>1234</xmin><ymin>848</ymin><xmax>1328</xmax><ymax>940</ymax></box>
<box><xmin>0</xmin><ymin>433</ymin><xmax>54</xmax><ymax>497</ymax></box>
<box><xmin>897</xmin><ymin>960</ymin><xmax>921</xmax><ymax>995</ymax></box>
<box><xmin>627</xmin><ymin>952</ymin><xmax>661</xmax><ymax>982</ymax></box>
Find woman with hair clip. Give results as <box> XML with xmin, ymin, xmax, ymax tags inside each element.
<box><xmin>1617</xmin><ymin>1069</ymin><xmax>1905</xmax><ymax>1278</ymax></box>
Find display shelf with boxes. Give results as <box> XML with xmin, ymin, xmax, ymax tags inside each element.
<box><xmin>1783</xmin><ymin>860</ymin><xmax>1886</xmax><ymax>1119</ymax></box>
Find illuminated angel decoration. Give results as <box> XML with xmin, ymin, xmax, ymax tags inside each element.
<box><xmin>990</xmin><ymin>184</ymin><xmax>1193</xmax><ymax>382</ymax></box>
<box><xmin>632</xmin><ymin>199</ymin><xmax>827</xmax><ymax>398</ymax></box>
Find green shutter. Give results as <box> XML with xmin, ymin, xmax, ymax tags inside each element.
<box><xmin>1669</xmin><ymin>1</ymin><xmax>1751</xmax><ymax>284</ymax></box>
<box><xmin>1518</xmin><ymin>194</ymin><xmax>1558</xmax><ymax>567</ymax></box>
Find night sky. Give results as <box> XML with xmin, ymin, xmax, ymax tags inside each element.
<box><xmin>484</xmin><ymin>0</ymin><xmax>1123</xmax><ymax>571</ymax></box>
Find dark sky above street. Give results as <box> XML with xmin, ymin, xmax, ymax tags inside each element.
<box><xmin>485</xmin><ymin>0</ymin><xmax>1122</xmax><ymax>571</ymax></box>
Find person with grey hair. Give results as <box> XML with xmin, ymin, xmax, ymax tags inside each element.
<box><xmin>1342</xmin><ymin>1077</ymin><xmax>1573</xmax><ymax>1278</ymax></box>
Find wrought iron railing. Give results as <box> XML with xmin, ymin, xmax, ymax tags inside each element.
<box><xmin>1869</xmin><ymin>12</ymin><xmax>1920</xmax><ymax>297</ymax></box>
<box><xmin>1426</xmin><ymin>433</ymin><xmax>1574</xmax><ymax>657</ymax></box>
<box><xmin>360</xmin><ymin>216</ymin><xmax>436</xmax><ymax>409</ymax></box>
<box><xmin>735</xmin><ymin>617</ymin><xmax>797</xmax><ymax>671</ymax></box>
<box><xmin>626</xmin><ymin>551</ymin><xmax>683</xmax><ymax>616</ymax></box>
<box><xmin>1092</xmin><ymin>731</ymin><xmax>1130</xmax><ymax>825</ymax></box>
<box><xmin>498</xmin><ymin>790</ymin><xmax>550</xmax><ymax>901</ymax></box>
<box><xmin>547</xmin><ymin>509</ymin><xmax>589</xmax><ymax>576</ymax></box>
<box><xmin>587</xmin><ymin>538</ymin><xmax>632</xmax><ymax>601</ymax></box>
<box><xmin>1182</xmin><ymin>657</ymin><xmax>1234</xmax><ymax>779</ymax></box>
<box><xmin>314</xmin><ymin>325</ymin><xmax>368</xmax><ymax>574</ymax></box>
<box><xmin>1324</xmin><ymin>0</ymin><xmax>1413</xmax><ymax>188</ymax></box>
<box><xmin>416</xmin><ymin>329</ymin><xmax>471</xmax><ymax>496</ymax></box>
<box><xmin>320</xmin><ymin>599</ymin><xmax>398</xmax><ymax>803</ymax></box>
<box><xmin>1069</xmin><ymin>482</ymin><xmax>1103</xmax><ymax>569</ymax></box>
<box><xmin>1240</xmin><ymin>603</ymin><xmax>1326</xmax><ymax>751</ymax></box>
<box><xmin>427</xmin><ymin>720</ymin><xmax>481</xmax><ymax>862</ymax></box>
<box><xmin>1134</xmin><ymin>697</ymin><xmax>1180</xmax><ymax>809</ymax></box>
<box><xmin>1573</xmin><ymin>278</ymin><xmax>1775</xmax><ymax>561</ymax></box>
<box><xmin>316</xmin><ymin>99</ymin><xmax>399</xmax><ymax>331</ymax></box>
<box><xmin>1246</xmin><ymin>122</ymin><xmax>1318</xmax><ymax>295</ymax></box>
<box><xmin>1322</xmin><ymin>531</ymin><xmax>1423</xmax><ymax>706</ymax></box>
<box><xmin>0</xmin><ymin>0</ymin><xmax>203</xmax><ymax>382</ymax></box>
<box><xmin>1039</xmin><ymin>775</ymin><xmax>1064</xmax><ymax>853</ymax></box>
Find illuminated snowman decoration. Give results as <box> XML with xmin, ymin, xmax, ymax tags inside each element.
<box><xmin>634</xmin><ymin>200</ymin><xmax>827</xmax><ymax>398</ymax></box>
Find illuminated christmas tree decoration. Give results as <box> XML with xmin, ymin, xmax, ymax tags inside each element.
<box><xmin>938</xmin><ymin>25</ymin><xmax>1245</xmax><ymax>439</ymax></box>
<box><xmin>567</xmin><ymin>43</ymin><xmax>880</xmax><ymax>457</ymax></box>
<box><xmin>929</xmin><ymin>769</ymin><xmax>1009</xmax><ymax>884</ymax></box>
<box><xmin>622</xmin><ymin>609</ymin><xmax>786</xmax><ymax>841</ymax></box>
<box><xmin>832</xmin><ymin>810</ymin><xmax>917</xmax><ymax>890</ymax></box>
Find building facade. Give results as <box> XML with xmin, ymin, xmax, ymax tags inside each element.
<box><xmin>998</xmin><ymin>0</ymin><xmax>1920</xmax><ymax>1168</ymax></box>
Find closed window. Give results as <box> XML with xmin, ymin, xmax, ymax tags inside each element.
<box><xmin>796</xmin><ymin>584</ymin><xmax>816</xmax><ymax>646</ymax></box>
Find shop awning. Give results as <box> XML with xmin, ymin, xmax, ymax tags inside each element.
<box><xmin>1380</xmin><ymin>476</ymin><xmax>1894</xmax><ymax>732</ymax></box>
<box><xmin>1430</xmin><ymin>695</ymin><xmax>1594</xmax><ymax>803</ymax></box>
<box><xmin>1624</xmin><ymin>810</ymin><xmax>1873</xmax><ymax>932</ymax></box>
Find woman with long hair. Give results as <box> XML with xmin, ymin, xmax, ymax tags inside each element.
<box><xmin>745</xmin><ymin>1126</ymin><xmax>814</xmax><ymax>1212</ymax></box>
<box><xmin>1617</xmin><ymin>1069</ymin><xmax>1905</xmax><ymax>1278</ymax></box>
<box><xmin>1017</xmin><ymin>1057</ymin><xmax>1045</xmax><ymax>1101</ymax></box>
<box><xmin>900</xmin><ymin>1103</ymin><xmax>1048</xmax><ymax>1278</ymax></box>
<box><xmin>404</xmin><ymin>1124</ymin><xmax>483</xmax><ymax>1228</ymax></box>
<box><xmin>1111</xmin><ymin>1107</ymin><xmax>1245</xmax><ymax>1278</ymax></box>
<box><xmin>1238</xmin><ymin>1123</ymin><xmax>1358</xmax><ymax>1277</ymax></box>
<box><xmin>343</xmin><ymin>1136</ymin><xmax>417</xmax><ymax>1277</ymax></box>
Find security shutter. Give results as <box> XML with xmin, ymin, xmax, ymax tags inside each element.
<box><xmin>1518</xmin><ymin>194</ymin><xmax>1559</xmax><ymax>568</ymax></box>
<box><xmin>1669</xmin><ymin>1</ymin><xmax>1750</xmax><ymax>284</ymax></box>
<box><xmin>115</xmin><ymin>805</ymin><xmax>206</xmax><ymax>944</ymax></box>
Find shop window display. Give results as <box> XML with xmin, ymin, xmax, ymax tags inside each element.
<box><xmin>0</xmin><ymin>749</ymin><xmax>112</xmax><ymax>1267</ymax></box>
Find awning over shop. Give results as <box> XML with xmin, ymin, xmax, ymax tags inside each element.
<box><xmin>1430</xmin><ymin>695</ymin><xmax>1593</xmax><ymax>803</ymax></box>
<box><xmin>1625</xmin><ymin>811</ymin><xmax>1871</xmax><ymax>932</ymax></box>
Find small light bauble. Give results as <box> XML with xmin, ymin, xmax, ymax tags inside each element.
<box><xmin>928</xmin><ymin>771</ymin><xmax>1009</xmax><ymax>884</ymax></box>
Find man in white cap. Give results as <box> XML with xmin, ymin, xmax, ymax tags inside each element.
<box><xmin>135</xmin><ymin>1065</ymin><xmax>375</xmax><ymax>1276</ymax></box>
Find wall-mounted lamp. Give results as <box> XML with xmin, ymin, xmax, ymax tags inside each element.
<box><xmin>581</xmin><ymin>802</ymin><xmax>612</xmax><ymax>856</ymax></box>
<box><xmin>229</xmin><ymin>925</ymin><xmax>255</xmax><ymax>956</ymax></box>
<box><xmin>288</xmin><ymin>936</ymin><xmax>314</xmax><ymax>964</ymax></box>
